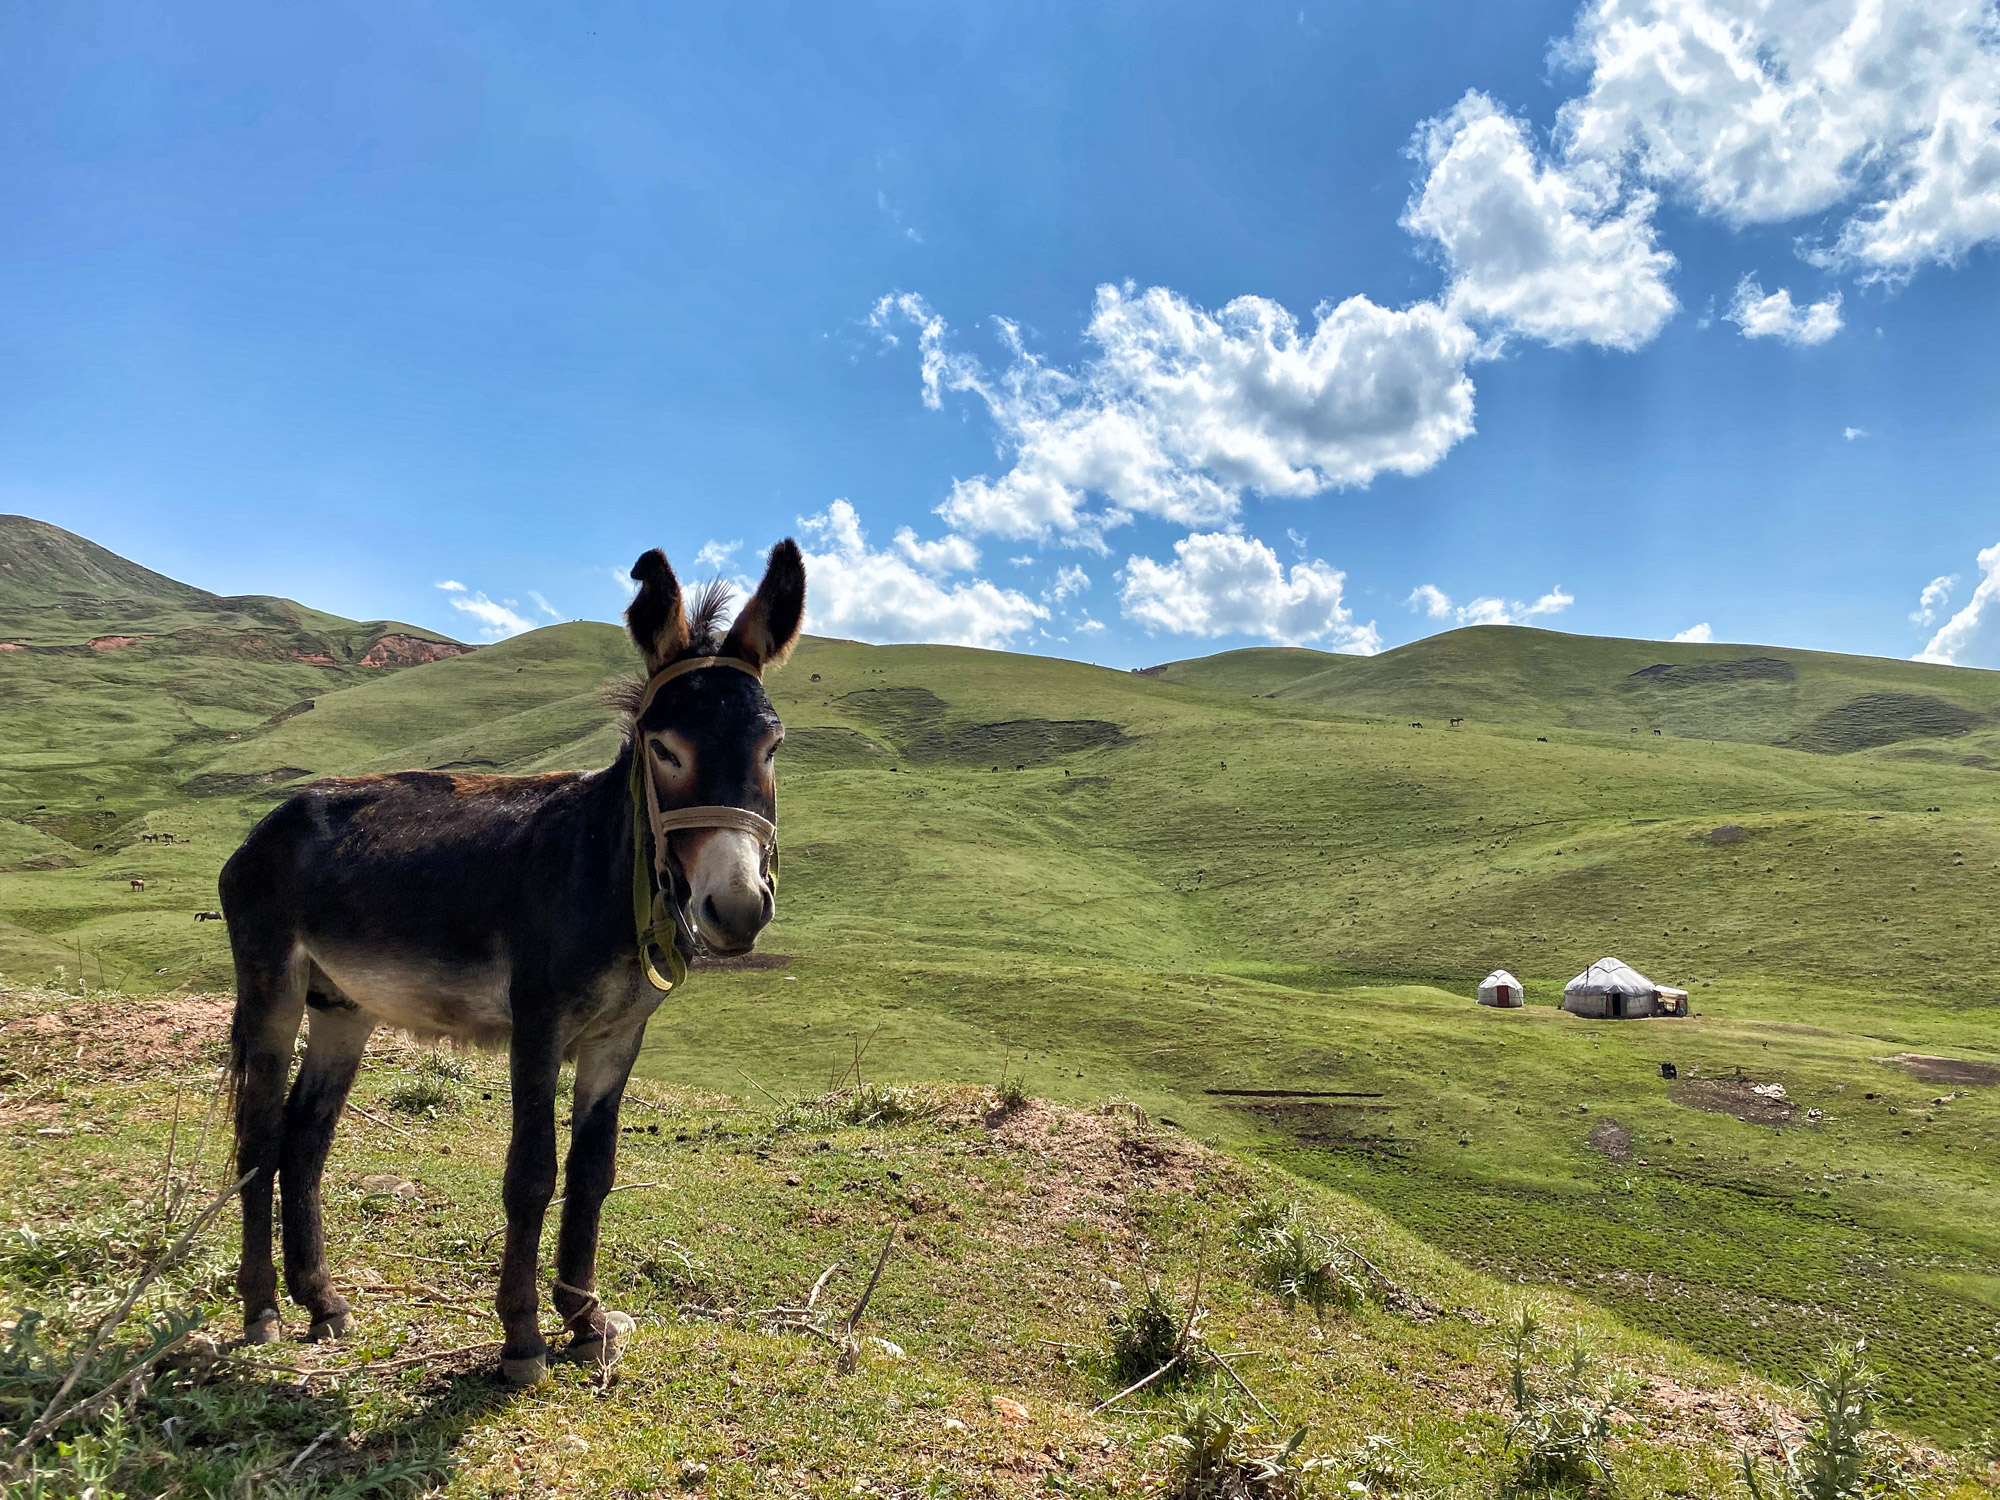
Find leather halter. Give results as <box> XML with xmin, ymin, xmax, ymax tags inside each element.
<box><xmin>628</xmin><ymin>655</ymin><xmax>778</xmax><ymax>993</ymax></box>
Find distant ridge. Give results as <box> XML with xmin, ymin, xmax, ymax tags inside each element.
<box><xmin>0</xmin><ymin>513</ymin><xmax>466</xmax><ymax>663</ymax></box>
<box><xmin>1150</xmin><ymin>623</ymin><xmax>2000</xmax><ymax>757</ymax></box>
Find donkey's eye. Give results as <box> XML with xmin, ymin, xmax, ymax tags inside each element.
<box><xmin>649</xmin><ymin>738</ymin><xmax>682</xmax><ymax>769</ymax></box>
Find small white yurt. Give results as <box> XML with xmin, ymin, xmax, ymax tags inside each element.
<box><xmin>1478</xmin><ymin>969</ymin><xmax>1524</xmax><ymax>1008</ymax></box>
<box><xmin>1562</xmin><ymin>957</ymin><xmax>1691</xmax><ymax>1019</ymax></box>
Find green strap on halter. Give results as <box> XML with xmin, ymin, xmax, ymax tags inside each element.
<box><xmin>629</xmin><ymin>747</ymin><xmax>688</xmax><ymax>994</ymax></box>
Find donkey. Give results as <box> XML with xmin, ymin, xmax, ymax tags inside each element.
<box><xmin>222</xmin><ymin>542</ymin><xmax>803</xmax><ymax>1385</ymax></box>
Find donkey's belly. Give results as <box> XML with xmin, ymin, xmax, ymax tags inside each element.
<box><xmin>308</xmin><ymin>945</ymin><xmax>514</xmax><ymax>1046</ymax></box>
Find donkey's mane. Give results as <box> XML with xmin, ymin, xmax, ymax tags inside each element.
<box><xmin>605</xmin><ymin>577</ymin><xmax>740</xmax><ymax>734</ymax></box>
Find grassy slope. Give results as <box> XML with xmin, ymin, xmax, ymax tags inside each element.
<box><xmin>1152</xmin><ymin>625</ymin><xmax>2000</xmax><ymax>756</ymax></box>
<box><xmin>3</xmin><ymin>610</ymin><xmax>1999</xmax><ymax>1443</ymax></box>
<box><xmin>0</xmin><ymin>994</ymin><xmax>1977</xmax><ymax>1499</ymax></box>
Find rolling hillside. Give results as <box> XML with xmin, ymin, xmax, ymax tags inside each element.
<box><xmin>2</xmin><ymin>524</ymin><xmax>1998</xmax><ymax>1439</ymax></box>
<box><xmin>1150</xmin><ymin>625</ymin><xmax>2000</xmax><ymax>762</ymax></box>
<box><xmin>0</xmin><ymin>515</ymin><xmax>468</xmax><ymax>879</ymax></box>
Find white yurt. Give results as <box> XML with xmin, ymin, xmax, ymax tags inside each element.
<box><xmin>1562</xmin><ymin>957</ymin><xmax>1692</xmax><ymax>1019</ymax></box>
<box><xmin>1478</xmin><ymin>969</ymin><xmax>1524</xmax><ymax>1008</ymax></box>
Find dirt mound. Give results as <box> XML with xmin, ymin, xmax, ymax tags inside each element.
<box><xmin>0</xmin><ymin>992</ymin><xmax>233</xmax><ymax>1097</ymax></box>
<box><xmin>1668</xmin><ymin>1078</ymin><xmax>1795</xmax><ymax>1125</ymax></box>
<box><xmin>974</xmin><ymin>1099</ymin><xmax>1242</xmax><ymax>1249</ymax></box>
<box><xmin>1586</xmin><ymin>1117</ymin><xmax>1632</xmax><ymax>1159</ymax></box>
<box><xmin>1890</xmin><ymin>1053</ymin><xmax>2000</xmax><ymax>1086</ymax></box>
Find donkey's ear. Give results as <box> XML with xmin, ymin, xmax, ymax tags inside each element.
<box><xmin>722</xmin><ymin>539</ymin><xmax>806</xmax><ymax>670</ymax></box>
<box><xmin>626</xmin><ymin>549</ymin><xmax>690</xmax><ymax>673</ymax></box>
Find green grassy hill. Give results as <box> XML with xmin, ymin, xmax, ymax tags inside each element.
<box><xmin>0</xmin><ymin>515</ymin><xmax>467</xmax><ymax>894</ymax></box>
<box><xmin>1151</xmin><ymin>624</ymin><xmax>2000</xmax><ymax>761</ymax></box>
<box><xmin>2</xmin><ymin>526</ymin><xmax>1998</xmax><ymax>1445</ymax></box>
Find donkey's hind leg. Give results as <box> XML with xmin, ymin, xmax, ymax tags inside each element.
<box><xmin>230</xmin><ymin>947</ymin><xmax>308</xmax><ymax>1345</ymax></box>
<box><xmin>281</xmin><ymin>992</ymin><xmax>373</xmax><ymax>1340</ymax></box>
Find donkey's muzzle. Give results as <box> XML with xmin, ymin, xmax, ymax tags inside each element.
<box><xmin>696</xmin><ymin>880</ymin><xmax>774</xmax><ymax>954</ymax></box>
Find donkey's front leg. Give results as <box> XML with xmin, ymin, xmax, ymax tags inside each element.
<box><xmin>497</xmin><ymin>1009</ymin><xmax>563</xmax><ymax>1386</ymax></box>
<box><xmin>552</xmin><ymin>1022</ymin><xmax>647</xmax><ymax>1362</ymax></box>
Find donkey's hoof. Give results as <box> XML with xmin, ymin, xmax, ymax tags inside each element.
<box><xmin>565</xmin><ymin>1310</ymin><xmax>636</xmax><ymax>1364</ymax></box>
<box><xmin>501</xmin><ymin>1352</ymin><xmax>550</xmax><ymax>1387</ymax></box>
<box><xmin>244</xmin><ymin>1309</ymin><xmax>282</xmax><ymax>1345</ymax></box>
<box><xmin>307</xmin><ymin>1310</ymin><xmax>357</xmax><ymax>1343</ymax></box>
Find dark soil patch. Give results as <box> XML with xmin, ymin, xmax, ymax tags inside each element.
<box><xmin>832</xmin><ymin>686</ymin><xmax>948</xmax><ymax>749</ymax></box>
<box><xmin>1629</xmin><ymin>658</ymin><xmax>1796</xmax><ymax>687</ymax></box>
<box><xmin>1668</xmin><ymin>1078</ymin><xmax>1795</xmax><ymax>1125</ymax></box>
<box><xmin>907</xmin><ymin>718</ymin><xmax>1126</xmax><ymax>766</ymax></box>
<box><xmin>178</xmin><ymin>767</ymin><xmax>313</xmax><ymax>797</ymax></box>
<box><xmin>1890</xmin><ymin>1053</ymin><xmax>2000</xmax><ymax>1087</ymax></box>
<box><xmin>1586</xmin><ymin>1117</ymin><xmax>1632</xmax><ymax>1159</ymax></box>
<box><xmin>1784</xmin><ymin>693</ymin><xmax>1984</xmax><ymax>755</ymax></box>
<box><xmin>1705</xmin><ymin>824</ymin><xmax>1751</xmax><ymax>845</ymax></box>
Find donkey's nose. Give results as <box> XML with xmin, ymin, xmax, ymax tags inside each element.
<box><xmin>700</xmin><ymin>883</ymin><xmax>773</xmax><ymax>948</ymax></box>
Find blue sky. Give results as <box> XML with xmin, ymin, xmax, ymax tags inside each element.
<box><xmin>4</xmin><ymin>1</ymin><xmax>2000</xmax><ymax>668</ymax></box>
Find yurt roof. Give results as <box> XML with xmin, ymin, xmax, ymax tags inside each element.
<box><xmin>1481</xmin><ymin>969</ymin><xmax>1521</xmax><ymax>989</ymax></box>
<box><xmin>1564</xmin><ymin>957</ymin><xmax>1655</xmax><ymax>995</ymax></box>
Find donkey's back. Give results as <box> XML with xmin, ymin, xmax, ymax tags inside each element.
<box><xmin>221</xmin><ymin>768</ymin><xmax>628</xmax><ymax>1047</ymax></box>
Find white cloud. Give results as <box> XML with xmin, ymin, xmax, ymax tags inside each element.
<box><xmin>1913</xmin><ymin>573</ymin><xmax>1957</xmax><ymax>625</ymax></box>
<box><xmin>891</xmin><ymin>528</ymin><xmax>981</xmax><ymax>575</ymax></box>
<box><xmin>873</xmin><ymin>287</ymin><xmax>1477</xmax><ymax>547</ymax></box>
<box><xmin>1045</xmin><ymin>565</ymin><xmax>1091</xmax><ymax>604</ymax></box>
<box><xmin>1407</xmin><ymin>583</ymin><xmax>1575</xmax><ymax>627</ymax></box>
<box><xmin>606</xmin><ymin>567</ymin><xmax>639</xmax><ymax>601</ymax></box>
<box><xmin>528</xmin><ymin>590</ymin><xmax>562</xmax><ymax>621</ymax></box>
<box><xmin>1673</xmin><ymin>621</ymin><xmax>1715</xmax><ymax>642</ymax></box>
<box><xmin>1916</xmin><ymin>543</ymin><xmax>2000</xmax><ymax>665</ymax></box>
<box><xmin>1406</xmin><ymin>91</ymin><xmax>1677</xmax><ymax>350</ymax></box>
<box><xmin>1844</xmin><ymin>425</ymin><xmax>1867</xmax><ymax>440</ymax></box>
<box><xmin>1726</xmin><ymin>277</ymin><xmax>1844</xmax><ymax>344</ymax></box>
<box><xmin>694</xmin><ymin>539</ymin><xmax>742</xmax><ymax>573</ymax></box>
<box><xmin>1407</xmin><ymin>583</ymin><xmax>1456</xmax><ymax>619</ymax></box>
<box><xmin>436</xmin><ymin>580</ymin><xmax>466</xmax><ymax>592</ymax></box>
<box><xmin>796</xmin><ymin>500</ymin><xmax>1046</xmax><ymax>649</ymax></box>
<box><xmin>1555</xmin><ymin>0</ymin><xmax>2000</xmax><ymax>278</ymax></box>
<box><xmin>445</xmin><ymin>590</ymin><xmax>536</xmax><ymax>640</ymax></box>
<box><xmin>1120</xmin><ymin>531</ymin><xmax>1382</xmax><ymax>651</ymax></box>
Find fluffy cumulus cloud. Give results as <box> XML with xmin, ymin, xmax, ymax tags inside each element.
<box><xmin>1726</xmin><ymin>277</ymin><xmax>1845</xmax><ymax>344</ymax></box>
<box><xmin>1406</xmin><ymin>91</ymin><xmax>1677</xmax><ymax>349</ymax></box>
<box><xmin>891</xmin><ymin>527</ymin><xmax>981</xmax><ymax>575</ymax></box>
<box><xmin>1121</xmin><ymin>531</ymin><xmax>1381</xmax><ymax>651</ymax></box>
<box><xmin>1406</xmin><ymin>582</ymin><xmax>1575</xmax><ymax>627</ymax></box>
<box><xmin>1916</xmin><ymin>545</ymin><xmax>2000</xmax><ymax>664</ymax></box>
<box><xmin>437</xmin><ymin>581</ymin><xmax>535</xmax><ymax>640</ymax></box>
<box><xmin>873</xmin><ymin>288</ymin><xmax>1477</xmax><ymax>548</ymax></box>
<box><xmin>1673</xmin><ymin>622</ymin><xmax>1715</xmax><ymax>642</ymax></box>
<box><xmin>857</xmin><ymin>2</ymin><xmax>2000</xmax><ymax>652</ymax></box>
<box><xmin>1556</xmin><ymin>0</ymin><xmax>2000</xmax><ymax>277</ymax></box>
<box><xmin>796</xmin><ymin>500</ymin><xmax>1045</xmax><ymax>649</ymax></box>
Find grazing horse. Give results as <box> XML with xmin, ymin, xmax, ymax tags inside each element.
<box><xmin>223</xmin><ymin>543</ymin><xmax>803</xmax><ymax>1385</ymax></box>
<box><xmin>130</xmin><ymin>878</ymin><xmax>146</xmax><ymax>892</ymax></box>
